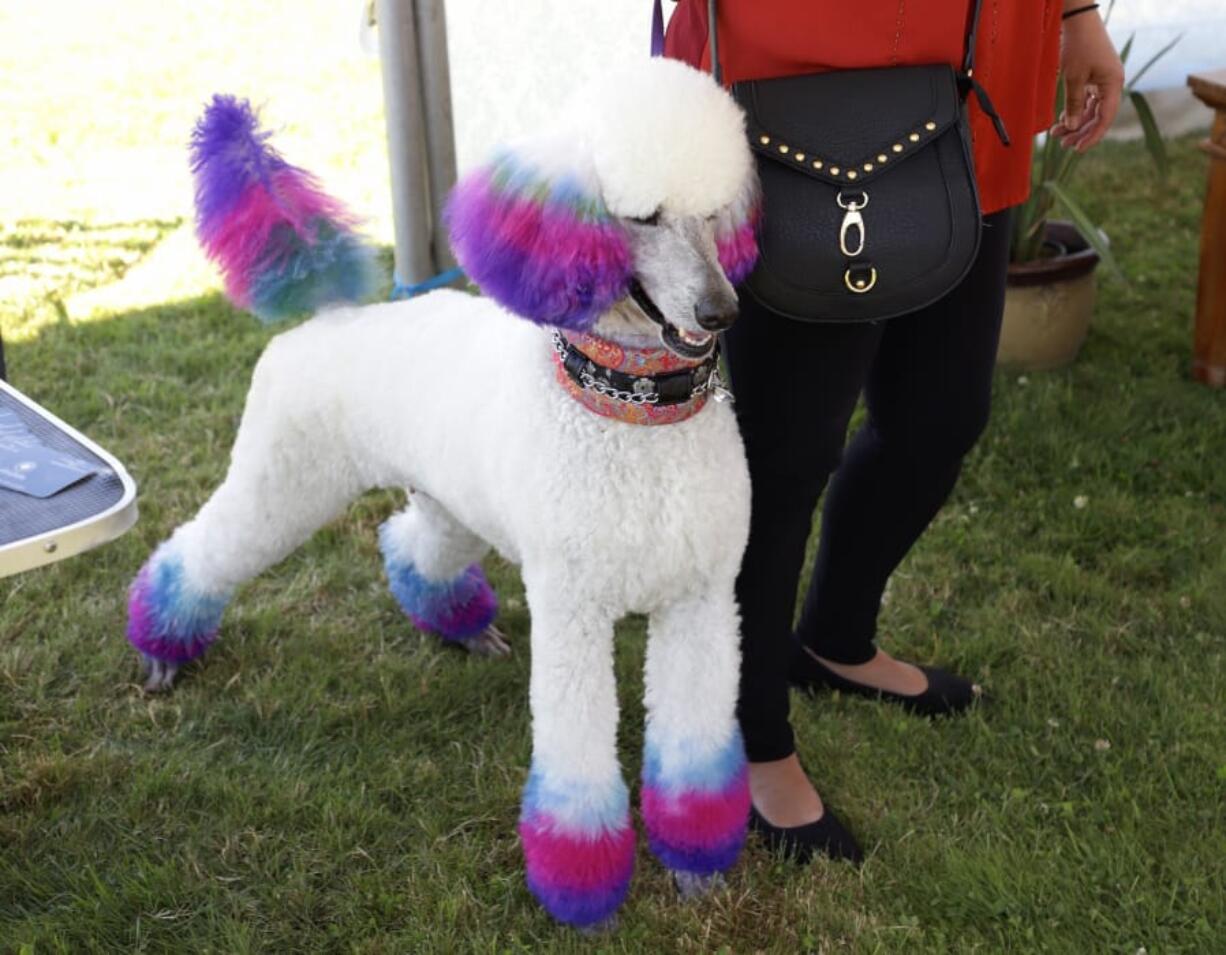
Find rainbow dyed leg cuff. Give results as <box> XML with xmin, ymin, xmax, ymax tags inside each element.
<box><xmin>641</xmin><ymin>731</ymin><xmax>750</xmax><ymax>875</ymax></box>
<box><xmin>127</xmin><ymin>545</ymin><xmax>230</xmax><ymax>664</ymax></box>
<box><xmin>519</xmin><ymin>767</ymin><xmax>635</xmax><ymax>927</ymax></box>
<box><xmin>382</xmin><ymin>553</ymin><xmax>498</xmax><ymax>643</ymax></box>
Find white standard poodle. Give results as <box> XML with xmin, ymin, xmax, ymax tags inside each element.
<box><xmin>126</xmin><ymin>57</ymin><xmax>761</xmax><ymax>928</ymax></box>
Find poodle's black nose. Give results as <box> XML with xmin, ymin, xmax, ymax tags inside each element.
<box><xmin>695</xmin><ymin>301</ymin><xmax>738</xmax><ymax>332</ymax></box>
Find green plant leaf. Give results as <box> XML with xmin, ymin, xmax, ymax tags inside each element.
<box><xmin>1126</xmin><ymin>34</ymin><xmax>1182</xmax><ymax>92</ymax></box>
<box><xmin>1129</xmin><ymin>90</ymin><xmax>1170</xmax><ymax>180</ymax></box>
<box><xmin>1056</xmin><ymin>147</ymin><xmax>1084</xmax><ymax>188</ymax></box>
<box><xmin>1117</xmin><ymin>33</ymin><xmax>1135</xmax><ymax>68</ymax></box>
<box><xmin>1042</xmin><ymin>180</ymin><xmax>1124</xmax><ymax>281</ymax></box>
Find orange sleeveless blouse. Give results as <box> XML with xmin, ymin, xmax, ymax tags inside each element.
<box><xmin>664</xmin><ymin>0</ymin><xmax>1064</xmax><ymax>214</ymax></box>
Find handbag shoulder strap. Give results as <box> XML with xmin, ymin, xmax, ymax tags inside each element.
<box><xmin>653</xmin><ymin>0</ymin><xmax>986</xmax><ymax>84</ymax></box>
<box><xmin>651</xmin><ymin>0</ymin><xmax>666</xmax><ymax>56</ymax></box>
<box><xmin>962</xmin><ymin>0</ymin><xmax>986</xmax><ymax>76</ymax></box>
<box><xmin>652</xmin><ymin>0</ymin><xmax>1008</xmax><ymax>144</ymax></box>
<box><xmin>650</xmin><ymin>0</ymin><xmax>724</xmax><ymax>82</ymax></box>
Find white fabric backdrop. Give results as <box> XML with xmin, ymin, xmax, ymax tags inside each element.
<box><xmin>444</xmin><ymin>0</ymin><xmax>653</xmax><ymax>171</ymax></box>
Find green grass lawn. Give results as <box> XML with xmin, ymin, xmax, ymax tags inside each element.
<box><xmin>3</xmin><ymin>4</ymin><xmax>1225</xmax><ymax>951</ymax></box>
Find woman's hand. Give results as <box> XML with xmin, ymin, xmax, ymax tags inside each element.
<box><xmin>1051</xmin><ymin>8</ymin><xmax>1125</xmax><ymax>152</ymax></box>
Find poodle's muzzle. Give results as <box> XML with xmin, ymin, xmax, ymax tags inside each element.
<box><xmin>627</xmin><ymin>213</ymin><xmax>742</xmax><ymax>359</ymax></box>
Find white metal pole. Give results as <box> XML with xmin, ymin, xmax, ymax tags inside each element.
<box><xmin>376</xmin><ymin>0</ymin><xmax>433</xmax><ymax>288</ymax></box>
<box><xmin>413</xmin><ymin>0</ymin><xmax>458</xmax><ymax>271</ymax></box>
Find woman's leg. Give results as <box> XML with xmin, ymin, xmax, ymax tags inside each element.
<box><xmin>722</xmin><ymin>293</ymin><xmax>882</xmax><ymax>821</ymax></box>
<box><xmin>795</xmin><ymin>210</ymin><xmax>1014</xmax><ymax>675</ymax></box>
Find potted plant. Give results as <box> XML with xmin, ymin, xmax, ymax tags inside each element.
<box><xmin>998</xmin><ymin>9</ymin><xmax>1179</xmax><ymax>371</ymax></box>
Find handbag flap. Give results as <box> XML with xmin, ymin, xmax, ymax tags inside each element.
<box><xmin>734</xmin><ymin>64</ymin><xmax>963</xmax><ymax>189</ymax></box>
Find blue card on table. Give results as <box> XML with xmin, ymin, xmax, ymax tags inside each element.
<box><xmin>0</xmin><ymin>408</ymin><xmax>98</xmax><ymax>498</ymax></box>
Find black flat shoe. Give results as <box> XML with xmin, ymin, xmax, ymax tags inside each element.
<box><xmin>749</xmin><ymin>805</ymin><xmax>864</xmax><ymax>865</ymax></box>
<box><xmin>789</xmin><ymin>642</ymin><xmax>985</xmax><ymax>718</ymax></box>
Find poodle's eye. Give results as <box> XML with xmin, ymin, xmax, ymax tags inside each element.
<box><xmin>629</xmin><ymin>210</ymin><xmax>661</xmax><ymax>226</ymax></box>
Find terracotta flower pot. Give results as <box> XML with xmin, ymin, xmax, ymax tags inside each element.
<box><xmin>997</xmin><ymin>220</ymin><xmax>1100</xmax><ymax>371</ymax></box>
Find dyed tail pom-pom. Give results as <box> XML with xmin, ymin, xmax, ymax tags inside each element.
<box><xmin>190</xmin><ymin>94</ymin><xmax>380</xmax><ymax>323</ymax></box>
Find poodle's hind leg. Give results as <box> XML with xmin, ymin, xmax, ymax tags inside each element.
<box><xmin>378</xmin><ymin>492</ymin><xmax>506</xmax><ymax>656</ymax></box>
<box><xmin>518</xmin><ymin>578</ymin><xmax>633</xmax><ymax>929</ymax></box>
<box><xmin>127</xmin><ymin>377</ymin><xmax>363</xmax><ymax>690</ymax></box>
<box><xmin>641</xmin><ymin>586</ymin><xmax>750</xmax><ymax>898</ymax></box>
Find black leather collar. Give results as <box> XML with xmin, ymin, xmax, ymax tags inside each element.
<box><xmin>552</xmin><ymin>332</ymin><xmax>721</xmax><ymax>407</ymax></box>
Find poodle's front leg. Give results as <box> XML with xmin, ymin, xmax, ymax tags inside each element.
<box><xmin>642</xmin><ymin>586</ymin><xmax>750</xmax><ymax>896</ymax></box>
<box><xmin>518</xmin><ymin>584</ymin><xmax>633</xmax><ymax>929</ymax></box>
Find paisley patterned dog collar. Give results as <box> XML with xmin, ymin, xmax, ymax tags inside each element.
<box><xmin>550</xmin><ymin>330</ymin><xmax>731</xmax><ymax>426</ymax></box>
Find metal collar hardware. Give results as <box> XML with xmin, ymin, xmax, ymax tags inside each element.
<box><xmin>551</xmin><ymin>331</ymin><xmax>732</xmax><ymax>407</ymax></box>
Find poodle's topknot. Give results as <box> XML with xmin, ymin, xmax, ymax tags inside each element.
<box><xmin>572</xmin><ymin>58</ymin><xmax>755</xmax><ymax>221</ymax></box>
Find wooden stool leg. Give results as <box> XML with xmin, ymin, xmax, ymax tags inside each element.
<box><xmin>1193</xmin><ymin>111</ymin><xmax>1226</xmax><ymax>387</ymax></box>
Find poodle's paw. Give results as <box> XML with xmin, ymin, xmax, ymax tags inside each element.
<box><xmin>520</xmin><ymin>819</ymin><xmax>635</xmax><ymax>927</ymax></box>
<box><xmin>673</xmin><ymin>870</ymin><xmax>726</xmax><ymax>901</ymax></box>
<box><xmin>520</xmin><ymin>768</ymin><xmax>635</xmax><ymax>927</ymax></box>
<box><xmin>382</xmin><ymin>553</ymin><xmax>499</xmax><ymax>644</ymax></box>
<box><xmin>575</xmin><ymin>915</ymin><xmax>619</xmax><ymax>936</ymax></box>
<box><xmin>140</xmin><ymin>654</ymin><xmax>180</xmax><ymax>693</ymax></box>
<box><xmin>458</xmin><ymin>623</ymin><xmax>511</xmax><ymax>658</ymax></box>
<box><xmin>127</xmin><ymin>544</ymin><xmax>230</xmax><ymax>667</ymax></box>
<box><xmin>642</xmin><ymin>731</ymin><xmax>751</xmax><ymax>878</ymax></box>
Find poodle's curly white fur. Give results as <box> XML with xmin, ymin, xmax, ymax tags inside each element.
<box><xmin>127</xmin><ymin>58</ymin><xmax>759</xmax><ymax>928</ymax></box>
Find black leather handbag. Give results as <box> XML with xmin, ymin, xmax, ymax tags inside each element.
<box><xmin>706</xmin><ymin>0</ymin><xmax>1010</xmax><ymax>322</ymax></box>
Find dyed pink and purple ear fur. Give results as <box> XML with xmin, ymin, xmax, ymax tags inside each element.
<box><xmin>191</xmin><ymin>94</ymin><xmax>379</xmax><ymax>323</ymax></box>
<box><xmin>716</xmin><ymin>202</ymin><xmax>761</xmax><ymax>286</ymax></box>
<box><xmin>444</xmin><ymin>154</ymin><xmax>634</xmax><ymax>331</ymax></box>
<box><xmin>445</xmin><ymin>152</ymin><xmax>759</xmax><ymax>329</ymax></box>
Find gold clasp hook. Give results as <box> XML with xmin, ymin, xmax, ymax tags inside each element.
<box><xmin>836</xmin><ymin>191</ymin><xmax>869</xmax><ymax>258</ymax></box>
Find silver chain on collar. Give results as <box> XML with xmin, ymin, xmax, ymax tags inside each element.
<box><xmin>551</xmin><ymin>331</ymin><xmax>733</xmax><ymax>405</ymax></box>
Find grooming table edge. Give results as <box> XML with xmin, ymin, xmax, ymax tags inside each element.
<box><xmin>0</xmin><ymin>378</ymin><xmax>138</xmax><ymax>578</ymax></box>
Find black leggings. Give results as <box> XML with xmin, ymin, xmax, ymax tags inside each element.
<box><xmin>724</xmin><ymin>209</ymin><xmax>1013</xmax><ymax>762</ymax></box>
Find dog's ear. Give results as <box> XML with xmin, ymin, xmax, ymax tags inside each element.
<box><xmin>714</xmin><ymin>181</ymin><xmax>761</xmax><ymax>286</ymax></box>
<box><xmin>444</xmin><ymin>145</ymin><xmax>632</xmax><ymax>330</ymax></box>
